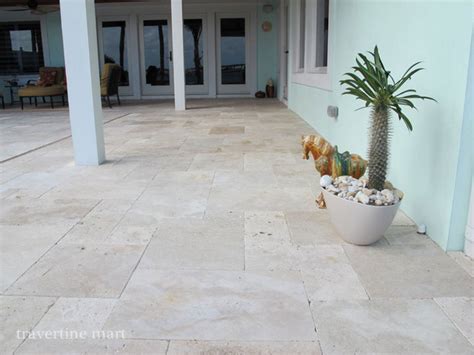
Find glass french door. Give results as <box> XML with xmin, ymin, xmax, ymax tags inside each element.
<box><xmin>98</xmin><ymin>17</ymin><xmax>133</xmax><ymax>96</ymax></box>
<box><xmin>139</xmin><ymin>16</ymin><xmax>173</xmax><ymax>96</ymax></box>
<box><xmin>216</xmin><ymin>14</ymin><xmax>250</xmax><ymax>95</ymax></box>
<box><xmin>183</xmin><ymin>16</ymin><xmax>208</xmax><ymax>95</ymax></box>
<box><xmin>139</xmin><ymin>15</ymin><xmax>208</xmax><ymax>96</ymax></box>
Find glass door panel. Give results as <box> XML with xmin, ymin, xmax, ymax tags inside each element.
<box><xmin>102</xmin><ymin>21</ymin><xmax>129</xmax><ymax>86</ymax></box>
<box><xmin>140</xmin><ymin>17</ymin><xmax>173</xmax><ymax>95</ymax></box>
<box><xmin>98</xmin><ymin>18</ymin><xmax>132</xmax><ymax>95</ymax></box>
<box><xmin>184</xmin><ymin>19</ymin><xmax>203</xmax><ymax>85</ymax></box>
<box><xmin>217</xmin><ymin>15</ymin><xmax>250</xmax><ymax>94</ymax></box>
<box><xmin>183</xmin><ymin>16</ymin><xmax>208</xmax><ymax>95</ymax></box>
<box><xmin>220</xmin><ymin>18</ymin><xmax>245</xmax><ymax>85</ymax></box>
<box><xmin>144</xmin><ymin>20</ymin><xmax>170</xmax><ymax>86</ymax></box>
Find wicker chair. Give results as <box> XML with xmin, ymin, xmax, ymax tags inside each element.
<box><xmin>100</xmin><ymin>64</ymin><xmax>122</xmax><ymax>108</ymax></box>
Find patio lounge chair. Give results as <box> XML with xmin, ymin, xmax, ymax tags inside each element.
<box><xmin>18</xmin><ymin>67</ymin><xmax>66</xmax><ymax>110</ymax></box>
<box><xmin>101</xmin><ymin>63</ymin><xmax>122</xmax><ymax>108</ymax></box>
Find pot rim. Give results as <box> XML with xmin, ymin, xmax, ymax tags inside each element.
<box><xmin>322</xmin><ymin>188</ymin><xmax>402</xmax><ymax>210</ymax></box>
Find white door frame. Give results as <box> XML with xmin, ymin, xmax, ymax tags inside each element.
<box><xmin>138</xmin><ymin>14</ymin><xmax>174</xmax><ymax>96</ymax></box>
<box><xmin>97</xmin><ymin>15</ymin><xmax>134</xmax><ymax>96</ymax></box>
<box><xmin>278</xmin><ymin>0</ymin><xmax>289</xmax><ymax>103</ymax></box>
<box><xmin>216</xmin><ymin>12</ymin><xmax>255</xmax><ymax>95</ymax></box>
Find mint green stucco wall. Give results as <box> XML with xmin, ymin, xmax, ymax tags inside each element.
<box><xmin>288</xmin><ymin>0</ymin><xmax>473</xmax><ymax>250</ymax></box>
<box><xmin>257</xmin><ymin>0</ymin><xmax>279</xmax><ymax>92</ymax></box>
<box><xmin>44</xmin><ymin>12</ymin><xmax>64</xmax><ymax>67</ymax></box>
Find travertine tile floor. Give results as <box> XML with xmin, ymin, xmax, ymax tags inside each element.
<box><xmin>0</xmin><ymin>99</ymin><xmax>473</xmax><ymax>354</ymax></box>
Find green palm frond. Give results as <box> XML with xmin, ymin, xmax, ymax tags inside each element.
<box><xmin>340</xmin><ymin>46</ymin><xmax>436</xmax><ymax>131</ymax></box>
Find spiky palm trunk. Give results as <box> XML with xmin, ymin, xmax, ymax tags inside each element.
<box><xmin>368</xmin><ymin>105</ymin><xmax>391</xmax><ymax>191</ymax></box>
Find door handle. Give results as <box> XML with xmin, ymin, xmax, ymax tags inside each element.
<box><xmin>169</xmin><ymin>51</ymin><xmax>173</xmax><ymax>62</ymax></box>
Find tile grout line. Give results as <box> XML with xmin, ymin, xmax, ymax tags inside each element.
<box><xmin>12</xmin><ymin>296</ymin><xmax>59</xmax><ymax>354</ymax></box>
<box><xmin>3</xmin><ymin>200</ymin><xmax>102</xmax><ymax>295</ymax></box>
<box><xmin>0</xmin><ymin>112</ymin><xmax>132</xmax><ymax>165</ymax></box>
<box><xmin>115</xmin><ymin>170</ymin><xmax>163</xmax><ymax>299</ymax></box>
<box><xmin>433</xmin><ymin>297</ymin><xmax>474</xmax><ymax>347</ymax></box>
<box><xmin>341</xmin><ymin>245</ymin><xmax>372</xmax><ymax>300</ymax></box>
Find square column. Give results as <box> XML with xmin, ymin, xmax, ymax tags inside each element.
<box><xmin>60</xmin><ymin>0</ymin><xmax>105</xmax><ymax>165</ymax></box>
<box><xmin>171</xmin><ymin>0</ymin><xmax>186</xmax><ymax>110</ymax></box>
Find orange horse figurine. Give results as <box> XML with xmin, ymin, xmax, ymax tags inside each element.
<box><xmin>301</xmin><ymin>135</ymin><xmax>367</xmax><ymax>179</ymax></box>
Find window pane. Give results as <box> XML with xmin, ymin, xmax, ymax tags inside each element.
<box><xmin>220</xmin><ymin>18</ymin><xmax>245</xmax><ymax>85</ymax></box>
<box><xmin>299</xmin><ymin>0</ymin><xmax>306</xmax><ymax>69</ymax></box>
<box><xmin>184</xmin><ymin>19</ymin><xmax>204</xmax><ymax>85</ymax></box>
<box><xmin>102</xmin><ymin>21</ymin><xmax>129</xmax><ymax>86</ymax></box>
<box><xmin>315</xmin><ymin>0</ymin><xmax>329</xmax><ymax>68</ymax></box>
<box><xmin>0</xmin><ymin>22</ymin><xmax>44</xmax><ymax>75</ymax></box>
<box><xmin>143</xmin><ymin>20</ymin><xmax>170</xmax><ymax>86</ymax></box>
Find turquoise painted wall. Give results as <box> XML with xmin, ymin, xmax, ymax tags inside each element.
<box><xmin>44</xmin><ymin>12</ymin><xmax>65</xmax><ymax>67</ymax></box>
<box><xmin>288</xmin><ymin>0</ymin><xmax>473</xmax><ymax>250</ymax></box>
<box><xmin>257</xmin><ymin>0</ymin><xmax>279</xmax><ymax>92</ymax></box>
<box><xmin>447</xmin><ymin>25</ymin><xmax>474</xmax><ymax>251</ymax></box>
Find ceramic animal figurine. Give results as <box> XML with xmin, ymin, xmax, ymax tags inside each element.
<box><xmin>301</xmin><ymin>135</ymin><xmax>367</xmax><ymax>179</ymax></box>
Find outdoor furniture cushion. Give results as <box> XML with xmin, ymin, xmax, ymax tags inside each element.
<box><xmin>37</xmin><ymin>69</ymin><xmax>57</xmax><ymax>87</ymax></box>
<box><xmin>19</xmin><ymin>85</ymin><xmax>65</xmax><ymax>97</ymax></box>
<box><xmin>100</xmin><ymin>63</ymin><xmax>121</xmax><ymax>96</ymax></box>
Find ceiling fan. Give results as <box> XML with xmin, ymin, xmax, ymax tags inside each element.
<box><xmin>6</xmin><ymin>0</ymin><xmax>59</xmax><ymax>15</ymax></box>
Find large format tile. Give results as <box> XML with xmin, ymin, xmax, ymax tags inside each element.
<box><xmin>6</xmin><ymin>244</ymin><xmax>144</xmax><ymax>297</ymax></box>
<box><xmin>0</xmin><ymin>224</ymin><xmax>72</xmax><ymax>292</ymax></box>
<box><xmin>0</xmin><ymin>198</ymin><xmax>98</xmax><ymax>226</ymax></box>
<box><xmin>312</xmin><ymin>299</ymin><xmax>474</xmax><ymax>354</ymax></box>
<box><xmin>435</xmin><ymin>297</ymin><xmax>474</xmax><ymax>345</ymax></box>
<box><xmin>285</xmin><ymin>211</ymin><xmax>342</xmax><ymax>245</ymax></box>
<box><xmin>244</xmin><ymin>211</ymin><xmax>298</xmax><ymax>271</ymax></box>
<box><xmin>103</xmin><ymin>269</ymin><xmax>316</xmax><ymax>341</ymax></box>
<box><xmin>33</xmin><ymin>298</ymin><xmax>117</xmax><ymax>335</ymax></box>
<box><xmin>344</xmin><ymin>243</ymin><xmax>474</xmax><ymax>298</ymax></box>
<box><xmin>207</xmin><ymin>185</ymin><xmax>315</xmax><ymax>213</ymax></box>
<box><xmin>0</xmin><ymin>295</ymin><xmax>56</xmax><ymax>354</ymax></box>
<box><xmin>168</xmin><ymin>340</ymin><xmax>321</xmax><ymax>355</ymax></box>
<box><xmin>299</xmin><ymin>245</ymin><xmax>368</xmax><ymax>301</ymax></box>
<box><xmin>140</xmin><ymin>216</ymin><xmax>244</xmax><ymax>270</ymax></box>
<box><xmin>61</xmin><ymin>200</ymin><xmax>133</xmax><ymax>245</ymax></box>
<box><xmin>16</xmin><ymin>339</ymin><xmax>169</xmax><ymax>355</ymax></box>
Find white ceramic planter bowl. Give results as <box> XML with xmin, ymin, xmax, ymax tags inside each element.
<box><xmin>322</xmin><ymin>189</ymin><xmax>401</xmax><ymax>245</ymax></box>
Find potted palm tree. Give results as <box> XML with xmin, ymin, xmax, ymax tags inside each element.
<box><xmin>321</xmin><ymin>46</ymin><xmax>435</xmax><ymax>245</ymax></box>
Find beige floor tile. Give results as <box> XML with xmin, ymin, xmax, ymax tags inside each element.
<box><xmin>312</xmin><ymin>299</ymin><xmax>473</xmax><ymax>354</ymax></box>
<box><xmin>285</xmin><ymin>211</ymin><xmax>342</xmax><ymax>245</ymax></box>
<box><xmin>384</xmin><ymin>224</ymin><xmax>432</xmax><ymax>245</ymax></box>
<box><xmin>103</xmin><ymin>269</ymin><xmax>316</xmax><ymax>341</ymax></box>
<box><xmin>207</xmin><ymin>185</ymin><xmax>315</xmax><ymax>212</ymax></box>
<box><xmin>61</xmin><ymin>200</ymin><xmax>133</xmax><ymax>245</ymax></box>
<box><xmin>244</xmin><ymin>211</ymin><xmax>299</xmax><ymax>271</ymax></box>
<box><xmin>299</xmin><ymin>245</ymin><xmax>368</xmax><ymax>301</ymax></box>
<box><xmin>435</xmin><ymin>297</ymin><xmax>474</xmax><ymax>345</ymax></box>
<box><xmin>189</xmin><ymin>153</ymin><xmax>244</xmax><ymax>171</ymax></box>
<box><xmin>16</xmin><ymin>339</ymin><xmax>169</xmax><ymax>355</ymax></box>
<box><xmin>33</xmin><ymin>298</ymin><xmax>117</xmax><ymax>335</ymax></box>
<box><xmin>0</xmin><ymin>295</ymin><xmax>56</xmax><ymax>354</ymax></box>
<box><xmin>344</xmin><ymin>243</ymin><xmax>474</xmax><ymax>298</ymax></box>
<box><xmin>0</xmin><ymin>224</ymin><xmax>72</xmax><ymax>292</ymax></box>
<box><xmin>448</xmin><ymin>251</ymin><xmax>474</xmax><ymax>277</ymax></box>
<box><xmin>168</xmin><ymin>340</ymin><xmax>321</xmax><ymax>355</ymax></box>
<box><xmin>0</xmin><ymin>198</ymin><xmax>98</xmax><ymax>226</ymax></box>
<box><xmin>209</xmin><ymin>126</ymin><xmax>245</xmax><ymax>135</ymax></box>
<box><xmin>6</xmin><ymin>244</ymin><xmax>144</xmax><ymax>297</ymax></box>
<box><xmin>140</xmin><ymin>216</ymin><xmax>244</xmax><ymax>270</ymax></box>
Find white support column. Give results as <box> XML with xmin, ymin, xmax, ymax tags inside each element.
<box><xmin>60</xmin><ymin>0</ymin><xmax>105</xmax><ymax>165</ymax></box>
<box><xmin>171</xmin><ymin>0</ymin><xmax>186</xmax><ymax>110</ymax></box>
